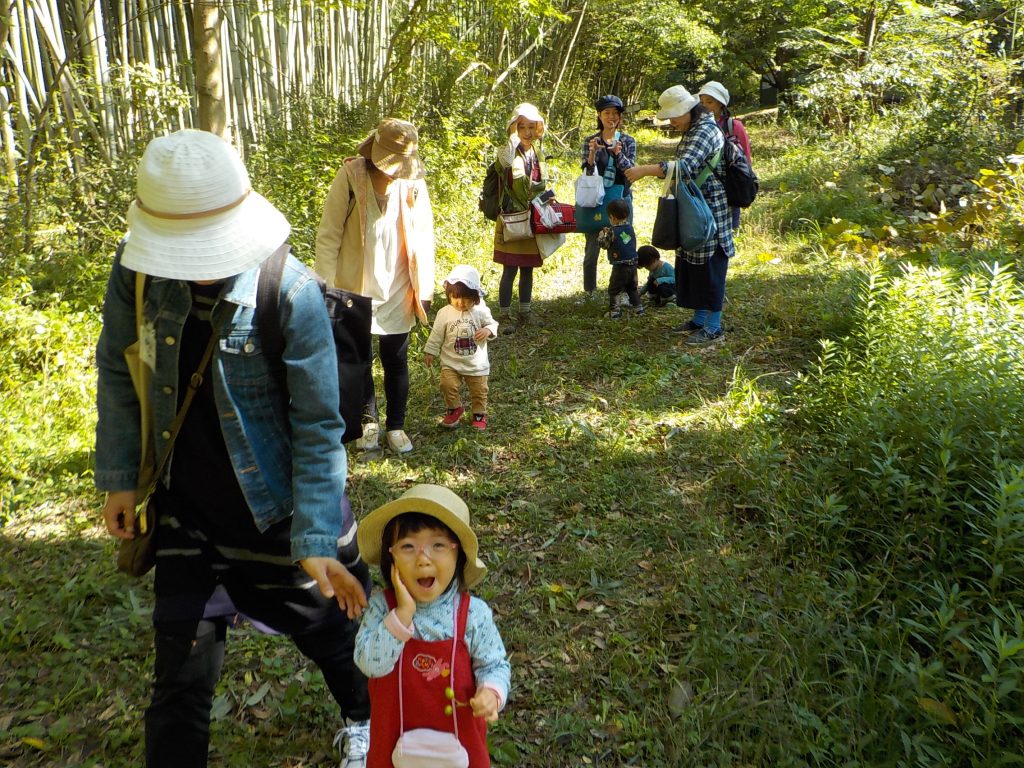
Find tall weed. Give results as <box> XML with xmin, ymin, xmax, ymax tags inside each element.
<box><xmin>721</xmin><ymin>262</ymin><xmax>1024</xmax><ymax>763</ymax></box>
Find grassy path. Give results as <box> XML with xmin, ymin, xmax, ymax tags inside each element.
<box><xmin>0</xmin><ymin>124</ymin><xmax>864</xmax><ymax>766</ymax></box>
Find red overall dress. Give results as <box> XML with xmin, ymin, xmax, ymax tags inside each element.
<box><xmin>367</xmin><ymin>590</ymin><xmax>490</xmax><ymax>767</ymax></box>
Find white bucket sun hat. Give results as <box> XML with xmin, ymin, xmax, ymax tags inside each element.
<box><xmin>357</xmin><ymin>484</ymin><xmax>487</xmax><ymax>588</ymax></box>
<box><xmin>699</xmin><ymin>81</ymin><xmax>731</xmax><ymax>108</ymax></box>
<box><xmin>444</xmin><ymin>265</ymin><xmax>485</xmax><ymax>297</ymax></box>
<box><xmin>506</xmin><ymin>102</ymin><xmax>546</xmax><ymax>137</ymax></box>
<box><xmin>121</xmin><ymin>129</ymin><xmax>290</xmax><ymax>281</ymax></box>
<box><xmin>656</xmin><ymin>85</ymin><xmax>699</xmax><ymax>120</ymax></box>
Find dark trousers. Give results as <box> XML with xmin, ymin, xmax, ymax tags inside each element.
<box><xmin>146</xmin><ymin>615</ymin><xmax>365</xmax><ymax>768</ymax></box>
<box><xmin>583</xmin><ymin>232</ymin><xmax>601</xmax><ymax>293</ymax></box>
<box><xmin>646</xmin><ymin>280</ymin><xmax>675</xmax><ymax>305</ymax></box>
<box><xmin>607</xmin><ymin>263</ymin><xmax>640</xmax><ymax>310</ymax></box>
<box><xmin>146</xmin><ymin>487</ymin><xmax>370</xmax><ymax>768</ymax></box>
<box><xmin>363</xmin><ymin>331</ymin><xmax>410</xmax><ymax>430</ymax></box>
<box><xmin>498</xmin><ymin>265</ymin><xmax>534</xmax><ymax>308</ymax></box>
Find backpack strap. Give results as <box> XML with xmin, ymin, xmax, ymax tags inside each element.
<box><xmin>256</xmin><ymin>243</ymin><xmax>295</xmax><ymax>393</ymax></box>
<box><xmin>726</xmin><ymin>117</ymin><xmax>734</xmax><ymax>137</ymax></box>
<box><xmin>694</xmin><ymin>150</ymin><xmax>722</xmax><ymax>187</ymax></box>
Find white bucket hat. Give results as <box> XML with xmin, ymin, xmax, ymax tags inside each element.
<box><xmin>122</xmin><ymin>129</ymin><xmax>290</xmax><ymax>281</ymax></box>
<box><xmin>506</xmin><ymin>102</ymin><xmax>546</xmax><ymax>137</ymax></box>
<box><xmin>357</xmin><ymin>484</ymin><xmax>488</xmax><ymax>588</ymax></box>
<box><xmin>656</xmin><ymin>85</ymin><xmax>699</xmax><ymax>120</ymax></box>
<box><xmin>699</xmin><ymin>81</ymin><xmax>730</xmax><ymax>108</ymax></box>
<box><xmin>443</xmin><ymin>265</ymin><xmax>485</xmax><ymax>297</ymax></box>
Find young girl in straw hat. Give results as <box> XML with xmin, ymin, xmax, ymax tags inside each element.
<box><xmin>355</xmin><ymin>484</ymin><xmax>510</xmax><ymax>767</ymax></box>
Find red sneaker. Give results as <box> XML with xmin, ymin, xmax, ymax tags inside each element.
<box><xmin>470</xmin><ymin>414</ymin><xmax>487</xmax><ymax>430</ymax></box>
<box><xmin>441</xmin><ymin>407</ymin><xmax>464</xmax><ymax>428</ymax></box>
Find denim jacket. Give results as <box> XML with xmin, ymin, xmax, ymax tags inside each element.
<box><xmin>95</xmin><ymin>249</ymin><xmax>347</xmax><ymax>561</ymax></box>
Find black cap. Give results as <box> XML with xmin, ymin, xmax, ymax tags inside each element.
<box><xmin>595</xmin><ymin>95</ymin><xmax>624</xmax><ymax>112</ymax></box>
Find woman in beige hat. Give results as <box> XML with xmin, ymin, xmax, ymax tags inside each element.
<box><xmin>316</xmin><ymin>118</ymin><xmax>436</xmax><ymax>455</ymax></box>
<box><xmin>626</xmin><ymin>84</ymin><xmax>735</xmax><ymax>345</ymax></box>
<box><xmin>354</xmin><ymin>484</ymin><xmax>510</xmax><ymax>766</ymax></box>
<box><xmin>492</xmin><ymin>102</ymin><xmax>548</xmax><ymax>331</ymax></box>
<box><xmin>96</xmin><ymin>129</ymin><xmax>372</xmax><ymax>767</ymax></box>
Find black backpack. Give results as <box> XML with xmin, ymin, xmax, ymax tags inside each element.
<box><xmin>478</xmin><ymin>161</ymin><xmax>501</xmax><ymax>221</ymax></box>
<box><xmin>257</xmin><ymin>244</ymin><xmax>372</xmax><ymax>445</ymax></box>
<box><xmin>720</xmin><ymin>119</ymin><xmax>759</xmax><ymax>209</ymax></box>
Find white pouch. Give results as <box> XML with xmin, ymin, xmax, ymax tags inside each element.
<box><xmin>392</xmin><ymin>728</ymin><xmax>470</xmax><ymax>768</ymax></box>
<box><xmin>535</xmin><ymin>232</ymin><xmax>566</xmax><ymax>260</ymax></box>
<box><xmin>574</xmin><ymin>173</ymin><xmax>605</xmax><ymax>208</ymax></box>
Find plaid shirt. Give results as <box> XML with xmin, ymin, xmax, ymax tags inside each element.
<box><xmin>660</xmin><ymin>115</ymin><xmax>734</xmax><ymax>264</ymax></box>
<box><xmin>580</xmin><ymin>131</ymin><xmax>637</xmax><ymax>190</ymax></box>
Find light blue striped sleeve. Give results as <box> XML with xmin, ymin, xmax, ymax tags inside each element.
<box><xmin>354</xmin><ymin>590</ymin><xmax>405</xmax><ymax>678</ymax></box>
<box><xmin>466</xmin><ymin>596</ymin><xmax>511</xmax><ymax>706</ymax></box>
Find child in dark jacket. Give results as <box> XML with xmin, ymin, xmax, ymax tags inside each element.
<box><xmin>598</xmin><ymin>198</ymin><xmax>643</xmax><ymax>319</ymax></box>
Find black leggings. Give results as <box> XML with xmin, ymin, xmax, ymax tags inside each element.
<box><xmin>363</xmin><ymin>331</ymin><xmax>410</xmax><ymax>430</ymax></box>
<box><xmin>498</xmin><ymin>265</ymin><xmax>534</xmax><ymax>308</ymax></box>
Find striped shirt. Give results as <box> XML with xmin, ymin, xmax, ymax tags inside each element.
<box><xmin>660</xmin><ymin>115</ymin><xmax>735</xmax><ymax>264</ymax></box>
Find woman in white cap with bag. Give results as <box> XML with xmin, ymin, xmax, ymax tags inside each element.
<box><xmin>492</xmin><ymin>102</ymin><xmax>548</xmax><ymax>331</ymax></box>
<box><xmin>316</xmin><ymin>118</ymin><xmax>436</xmax><ymax>455</ymax></box>
<box><xmin>625</xmin><ymin>85</ymin><xmax>735</xmax><ymax>345</ymax></box>
<box><xmin>96</xmin><ymin>129</ymin><xmax>373</xmax><ymax>767</ymax></box>
<box><xmin>699</xmin><ymin>80</ymin><xmax>753</xmax><ymax>229</ymax></box>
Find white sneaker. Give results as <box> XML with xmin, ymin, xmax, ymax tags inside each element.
<box><xmin>354</xmin><ymin>422</ymin><xmax>379</xmax><ymax>451</ymax></box>
<box><xmin>386</xmin><ymin>429</ymin><xmax>413</xmax><ymax>454</ymax></box>
<box><xmin>334</xmin><ymin>718</ymin><xmax>369</xmax><ymax>768</ymax></box>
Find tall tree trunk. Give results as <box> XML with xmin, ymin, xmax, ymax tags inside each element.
<box><xmin>193</xmin><ymin>0</ymin><xmax>225</xmax><ymax>137</ymax></box>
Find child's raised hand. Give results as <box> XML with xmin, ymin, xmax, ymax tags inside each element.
<box><xmin>391</xmin><ymin>564</ymin><xmax>416</xmax><ymax>626</ymax></box>
<box><xmin>423</xmin><ymin>353</ymin><xmax>435</xmax><ymax>367</ymax></box>
<box><xmin>469</xmin><ymin>687</ymin><xmax>500</xmax><ymax>722</ymax></box>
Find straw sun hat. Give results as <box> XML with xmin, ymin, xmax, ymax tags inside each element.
<box><xmin>122</xmin><ymin>129</ymin><xmax>290</xmax><ymax>281</ymax></box>
<box><xmin>357</xmin><ymin>484</ymin><xmax>488</xmax><ymax>588</ymax></box>
<box><xmin>357</xmin><ymin>118</ymin><xmax>425</xmax><ymax>180</ymax></box>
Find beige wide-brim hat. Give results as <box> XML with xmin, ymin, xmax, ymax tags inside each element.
<box><xmin>506</xmin><ymin>102</ymin><xmax>546</xmax><ymax>137</ymax></box>
<box><xmin>357</xmin><ymin>118</ymin><xmax>425</xmax><ymax>180</ymax></box>
<box><xmin>358</xmin><ymin>484</ymin><xmax>487</xmax><ymax>588</ymax></box>
<box><xmin>122</xmin><ymin>129</ymin><xmax>290</xmax><ymax>281</ymax></box>
<box><xmin>656</xmin><ymin>85</ymin><xmax>700</xmax><ymax>120</ymax></box>
<box><xmin>699</xmin><ymin>81</ymin><xmax>730</xmax><ymax>108</ymax></box>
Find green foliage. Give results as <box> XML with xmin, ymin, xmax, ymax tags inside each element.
<box><xmin>721</xmin><ymin>262</ymin><xmax>1024</xmax><ymax>763</ymax></box>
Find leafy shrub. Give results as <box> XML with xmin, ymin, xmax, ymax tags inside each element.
<box><xmin>722</xmin><ymin>262</ymin><xmax>1024</xmax><ymax>763</ymax></box>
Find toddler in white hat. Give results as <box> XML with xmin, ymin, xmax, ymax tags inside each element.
<box><xmin>423</xmin><ymin>266</ymin><xmax>498</xmax><ymax>430</ymax></box>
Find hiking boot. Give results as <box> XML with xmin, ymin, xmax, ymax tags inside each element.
<box><xmin>334</xmin><ymin>718</ymin><xmax>369</xmax><ymax>768</ymax></box>
<box><xmin>671</xmin><ymin>320</ymin><xmax>703</xmax><ymax>335</ymax></box>
<box><xmin>605</xmin><ymin>308</ymin><xmax>622</xmax><ymax>319</ymax></box>
<box><xmin>441</xmin><ymin>407</ymin><xmax>464</xmax><ymax>428</ymax></box>
<box><xmin>633</xmin><ymin>305</ymin><xmax>646</xmax><ymax>316</ymax></box>
<box><xmin>685</xmin><ymin>327</ymin><xmax>725</xmax><ymax>345</ymax></box>
<box><xmin>386</xmin><ymin>429</ymin><xmax>413</xmax><ymax>454</ymax></box>
<box><xmin>471</xmin><ymin>414</ymin><xmax>488</xmax><ymax>430</ymax></box>
<box><xmin>354</xmin><ymin>422</ymin><xmax>379</xmax><ymax>450</ymax></box>
<box><xmin>518</xmin><ymin>312</ymin><xmax>543</xmax><ymax>328</ymax></box>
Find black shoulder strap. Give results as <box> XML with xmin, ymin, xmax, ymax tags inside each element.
<box><xmin>256</xmin><ymin>243</ymin><xmax>292</xmax><ymax>389</ymax></box>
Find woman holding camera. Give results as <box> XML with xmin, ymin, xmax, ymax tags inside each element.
<box><xmin>579</xmin><ymin>94</ymin><xmax>636</xmax><ymax>301</ymax></box>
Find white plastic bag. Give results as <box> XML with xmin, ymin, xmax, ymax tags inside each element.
<box><xmin>536</xmin><ymin>232</ymin><xmax>566</xmax><ymax>259</ymax></box>
<box><xmin>574</xmin><ymin>173</ymin><xmax>605</xmax><ymax>208</ymax></box>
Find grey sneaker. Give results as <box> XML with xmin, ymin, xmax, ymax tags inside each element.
<box><xmin>671</xmin><ymin>320</ymin><xmax>703</xmax><ymax>335</ymax></box>
<box><xmin>386</xmin><ymin>429</ymin><xmax>413</xmax><ymax>454</ymax></box>
<box><xmin>334</xmin><ymin>718</ymin><xmax>369</xmax><ymax>768</ymax></box>
<box><xmin>685</xmin><ymin>327</ymin><xmax>725</xmax><ymax>345</ymax></box>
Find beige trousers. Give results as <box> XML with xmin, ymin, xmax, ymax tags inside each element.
<box><xmin>439</xmin><ymin>368</ymin><xmax>489</xmax><ymax>415</ymax></box>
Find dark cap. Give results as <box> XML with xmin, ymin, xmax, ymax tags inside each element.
<box><xmin>595</xmin><ymin>95</ymin><xmax>624</xmax><ymax>112</ymax></box>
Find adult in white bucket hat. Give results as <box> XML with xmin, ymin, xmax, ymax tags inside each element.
<box><xmin>315</xmin><ymin>118</ymin><xmax>436</xmax><ymax>457</ymax></box>
<box><xmin>491</xmin><ymin>102</ymin><xmax>549</xmax><ymax>332</ymax></box>
<box><xmin>626</xmin><ymin>85</ymin><xmax>736</xmax><ymax>345</ymax></box>
<box><xmin>699</xmin><ymin>80</ymin><xmax>754</xmax><ymax>230</ymax></box>
<box><xmin>96</xmin><ymin>128</ymin><xmax>373</xmax><ymax>768</ymax></box>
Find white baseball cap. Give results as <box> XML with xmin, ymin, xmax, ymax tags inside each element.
<box><xmin>444</xmin><ymin>265</ymin><xmax>485</xmax><ymax>297</ymax></box>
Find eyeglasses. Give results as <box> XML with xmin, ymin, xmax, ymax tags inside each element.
<box><xmin>389</xmin><ymin>540</ymin><xmax>458</xmax><ymax>561</ymax></box>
